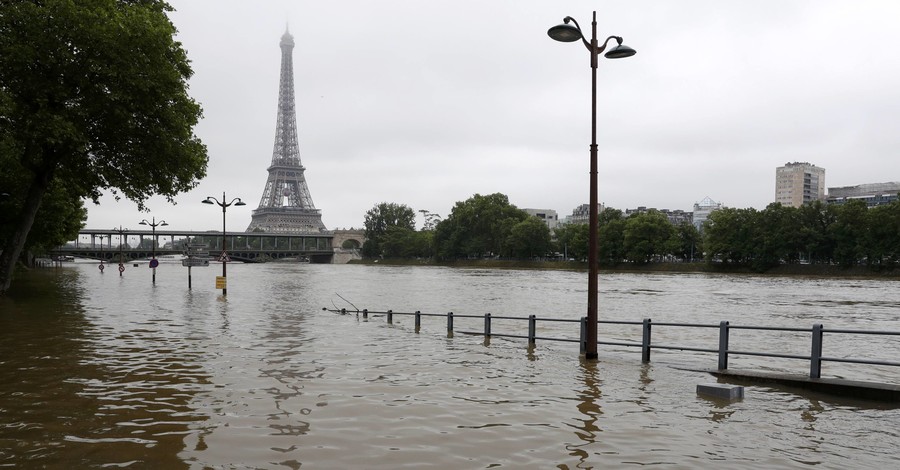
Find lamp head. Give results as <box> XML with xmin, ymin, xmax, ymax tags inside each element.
<box><xmin>547</xmin><ymin>22</ymin><xmax>582</xmax><ymax>43</ymax></box>
<box><xmin>202</xmin><ymin>198</ymin><xmax>214</xmax><ymax>205</ymax></box>
<box><xmin>604</xmin><ymin>42</ymin><xmax>636</xmax><ymax>59</ymax></box>
<box><xmin>160</xmin><ymin>221</ymin><xmax>168</xmax><ymax>227</ymax></box>
<box><xmin>139</xmin><ymin>220</ymin><xmax>148</xmax><ymax>226</ymax></box>
<box><xmin>234</xmin><ymin>199</ymin><xmax>247</xmax><ymax>207</ymax></box>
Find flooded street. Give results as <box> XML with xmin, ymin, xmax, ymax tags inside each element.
<box><xmin>1</xmin><ymin>262</ymin><xmax>898</xmax><ymax>468</ymax></box>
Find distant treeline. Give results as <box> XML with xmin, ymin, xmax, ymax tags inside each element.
<box><xmin>361</xmin><ymin>195</ymin><xmax>900</xmax><ymax>273</ymax></box>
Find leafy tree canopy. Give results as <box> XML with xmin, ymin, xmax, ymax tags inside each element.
<box><xmin>362</xmin><ymin>202</ymin><xmax>416</xmax><ymax>258</ymax></box>
<box><xmin>0</xmin><ymin>0</ymin><xmax>208</xmax><ymax>293</ymax></box>
<box><xmin>433</xmin><ymin>193</ymin><xmax>529</xmax><ymax>259</ymax></box>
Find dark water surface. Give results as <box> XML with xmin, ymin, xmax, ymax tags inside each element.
<box><xmin>1</xmin><ymin>262</ymin><xmax>898</xmax><ymax>468</ymax></box>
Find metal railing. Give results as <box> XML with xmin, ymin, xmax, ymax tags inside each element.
<box><xmin>324</xmin><ymin>308</ymin><xmax>900</xmax><ymax>380</ymax></box>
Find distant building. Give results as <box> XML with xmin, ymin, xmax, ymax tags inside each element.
<box><xmin>524</xmin><ymin>208</ymin><xmax>559</xmax><ymax>230</ymax></box>
<box><xmin>826</xmin><ymin>182</ymin><xmax>900</xmax><ymax>207</ymax></box>
<box><xmin>624</xmin><ymin>207</ymin><xmax>693</xmax><ymax>226</ymax></box>
<box><xmin>775</xmin><ymin>162</ymin><xmax>825</xmax><ymax>208</ymax></box>
<box><xmin>692</xmin><ymin>196</ymin><xmax>723</xmax><ymax>233</ymax></box>
<box><xmin>562</xmin><ymin>203</ymin><xmax>604</xmax><ymax>225</ymax></box>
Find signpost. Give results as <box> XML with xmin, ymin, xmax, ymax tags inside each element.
<box><xmin>183</xmin><ymin>244</ymin><xmax>210</xmax><ymax>290</ymax></box>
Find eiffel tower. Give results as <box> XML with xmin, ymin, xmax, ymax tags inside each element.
<box><xmin>246</xmin><ymin>28</ymin><xmax>327</xmax><ymax>234</ymax></box>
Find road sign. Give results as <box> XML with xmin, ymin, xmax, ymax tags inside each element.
<box><xmin>215</xmin><ymin>276</ymin><xmax>226</xmax><ymax>289</ymax></box>
<box><xmin>149</xmin><ymin>259</ymin><xmax>159</xmax><ymax>268</ymax></box>
<box><xmin>118</xmin><ymin>264</ymin><xmax>125</xmax><ymax>273</ymax></box>
<box><xmin>182</xmin><ymin>258</ymin><xmax>210</xmax><ymax>267</ymax></box>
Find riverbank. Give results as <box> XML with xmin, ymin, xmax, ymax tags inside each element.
<box><xmin>348</xmin><ymin>258</ymin><xmax>900</xmax><ymax>278</ymax></box>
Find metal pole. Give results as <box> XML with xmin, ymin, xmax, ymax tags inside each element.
<box><xmin>222</xmin><ymin>192</ymin><xmax>228</xmax><ymax>296</ymax></box>
<box><xmin>586</xmin><ymin>11</ymin><xmax>600</xmax><ymax>360</ymax></box>
<box><xmin>151</xmin><ymin>223</ymin><xmax>156</xmax><ymax>284</ymax></box>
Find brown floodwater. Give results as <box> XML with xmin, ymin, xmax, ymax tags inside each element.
<box><xmin>1</xmin><ymin>262</ymin><xmax>898</xmax><ymax>468</ymax></box>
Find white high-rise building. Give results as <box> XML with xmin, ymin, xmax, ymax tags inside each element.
<box><xmin>775</xmin><ymin>162</ymin><xmax>825</xmax><ymax>208</ymax></box>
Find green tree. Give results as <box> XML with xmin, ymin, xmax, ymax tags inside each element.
<box><xmin>362</xmin><ymin>202</ymin><xmax>416</xmax><ymax>258</ymax></box>
<box><xmin>797</xmin><ymin>200</ymin><xmax>837</xmax><ymax>264</ymax></box>
<box><xmin>554</xmin><ymin>223</ymin><xmax>589</xmax><ymax>261</ymax></box>
<box><xmin>830</xmin><ymin>199</ymin><xmax>869</xmax><ymax>267</ymax></box>
<box><xmin>506</xmin><ymin>217</ymin><xmax>552</xmax><ymax>259</ymax></box>
<box><xmin>623</xmin><ymin>211</ymin><xmax>675</xmax><ymax>264</ymax></box>
<box><xmin>598</xmin><ymin>208</ymin><xmax>626</xmax><ymax>265</ymax></box>
<box><xmin>866</xmin><ymin>199</ymin><xmax>900</xmax><ymax>267</ymax></box>
<box><xmin>433</xmin><ymin>193</ymin><xmax>528</xmax><ymax>260</ymax></box>
<box><xmin>672</xmin><ymin>221</ymin><xmax>702</xmax><ymax>262</ymax></box>
<box><xmin>0</xmin><ymin>0</ymin><xmax>208</xmax><ymax>293</ymax></box>
<box><xmin>704</xmin><ymin>207</ymin><xmax>761</xmax><ymax>266</ymax></box>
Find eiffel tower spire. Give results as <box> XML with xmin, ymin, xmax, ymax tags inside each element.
<box><xmin>246</xmin><ymin>28</ymin><xmax>327</xmax><ymax>233</ymax></box>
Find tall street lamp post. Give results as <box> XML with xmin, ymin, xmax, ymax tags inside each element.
<box><xmin>139</xmin><ymin>216</ymin><xmax>167</xmax><ymax>284</ymax></box>
<box><xmin>548</xmin><ymin>12</ymin><xmax>635</xmax><ymax>360</ymax></box>
<box><xmin>202</xmin><ymin>192</ymin><xmax>246</xmax><ymax>296</ymax></box>
<box><xmin>113</xmin><ymin>225</ymin><xmax>128</xmax><ymax>276</ymax></box>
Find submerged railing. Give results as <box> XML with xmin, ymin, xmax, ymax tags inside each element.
<box><xmin>324</xmin><ymin>308</ymin><xmax>900</xmax><ymax>381</ymax></box>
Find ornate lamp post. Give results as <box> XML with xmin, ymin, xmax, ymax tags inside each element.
<box><xmin>202</xmin><ymin>192</ymin><xmax>246</xmax><ymax>296</ymax></box>
<box><xmin>112</xmin><ymin>226</ymin><xmax>128</xmax><ymax>276</ymax></box>
<box><xmin>97</xmin><ymin>234</ymin><xmax>106</xmax><ymax>273</ymax></box>
<box><xmin>548</xmin><ymin>12</ymin><xmax>635</xmax><ymax>360</ymax></box>
<box><xmin>139</xmin><ymin>216</ymin><xmax>168</xmax><ymax>284</ymax></box>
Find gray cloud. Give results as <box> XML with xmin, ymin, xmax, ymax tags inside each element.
<box><xmin>85</xmin><ymin>0</ymin><xmax>900</xmax><ymax>231</ymax></box>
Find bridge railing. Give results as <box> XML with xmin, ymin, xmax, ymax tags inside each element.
<box><xmin>323</xmin><ymin>308</ymin><xmax>900</xmax><ymax>381</ymax></box>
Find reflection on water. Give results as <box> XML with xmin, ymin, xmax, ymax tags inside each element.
<box><xmin>1</xmin><ymin>263</ymin><xmax>899</xmax><ymax>468</ymax></box>
<box><xmin>565</xmin><ymin>359</ymin><xmax>603</xmax><ymax>468</ymax></box>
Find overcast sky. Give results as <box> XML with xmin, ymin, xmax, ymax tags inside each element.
<box><xmin>84</xmin><ymin>0</ymin><xmax>900</xmax><ymax>232</ymax></box>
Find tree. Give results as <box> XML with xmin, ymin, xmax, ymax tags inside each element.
<box><xmin>598</xmin><ymin>208</ymin><xmax>626</xmax><ymax>265</ymax></box>
<box><xmin>554</xmin><ymin>223</ymin><xmax>589</xmax><ymax>261</ymax></box>
<box><xmin>362</xmin><ymin>202</ymin><xmax>416</xmax><ymax>258</ymax></box>
<box><xmin>704</xmin><ymin>207</ymin><xmax>760</xmax><ymax>266</ymax></box>
<box><xmin>623</xmin><ymin>211</ymin><xmax>675</xmax><ymax>264</ymax></box>
<box><xmin>0</xmin><ymin>1</ymin><xmax>208</xmax><ymax>293</ymax></box>
<box><xmin>830</xmin><ymin>199</ymin><xmax>869</xmax><ymax>267</ymax></box>
<box><xmin>433</xmin><ymin>193</ymin><xmax>529</xmax><ymax>260</ymax></box>
<box><xmin>672</xmin><ymin>221</ymin><xmax>701</xmax><ymax>262</ymax></box>
<box><xmin>506</xmin><ymin>217</ymin><xmax>552</xmax><ymax>259</ymax></box>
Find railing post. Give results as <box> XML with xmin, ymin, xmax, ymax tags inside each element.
<box><xmin>528</xmin><ymin>314</ymin><xmax>536</xmax><ymax>345</ymax></box>
<box><xmin>810</xmin><ymin>323</ymin><xmax>823</xmax><ymax>379</ymax></box>
<box><xmin>447</xmin><ymin>312</ymin><xmax>454</xmax><ymax>336</ymax></box>
<box><xmin>717</xmin><ymin>321</ymin><xmax>730</xmax><ymax>370</ymax></box>
<box><xmin>362</xmin><ymin>308</ymin><xmax>368</xmax><ymax>319</ymax></box>
<box><xmin>415</xmin><ymin>310</ymin><xmax>421</xmax><ymax>333</ymax></box>
<box><xmin>641</xmin><ymin>318</ymin><xmax>652</xmax><ymax>363</ymax></box>
<box><xmin>387</xmin><ymin>309</ymin><xmax>393</xmax><ymax>324</ymax></box>
<box><xmin>484</xmin><ymin>313</ymin><xmax>492</xmax><ymax>338</ymax></box>
<box><xmin>580</xmin><ymin>316</ymin><xmax>587</xmax><ymax>355</ymax></box>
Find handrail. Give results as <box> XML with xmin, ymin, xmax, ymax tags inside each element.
<box><xmin>323</xmin><ymin>307</ymin><xmax>900</xmax><ymax>380</ymax></box>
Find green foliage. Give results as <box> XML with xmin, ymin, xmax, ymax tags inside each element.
<box><xmin>672</xmin><ymin>221</ymin><xmax>702</xmax><ymax>262</ymax></box>
<box><xmin>434</xmin><ymin>193</ymin><xmax>530</xmax><ymax>259</ymax></box>
<box><xmin>554</xmin><ymin>223</ymin><xmax>589</xmax><ymax>261</ymax></box>
<box><xmin>506</xmin><ymin>216</ymin><xmax>552</xmax><ymax>259</ymax></box>
<box><xmin>830</xmin><ymin>199</ymin><xmax>868</xmax><ymax>267</ymax></box>
<box><xmin>362</xmin><ymin>202</ymin><xmax>416</xmax><ymax>258</ymax></box>
<box><xmin>598</xmin><ymin>208</ymin><xmax>626</xmax><ymax>265</ymax></box>
<box><xmin>623</xmin><ymin>211</ymin><xmax>676</xmax><ymax>264</ymax></box>
<box><xmin>0</xmin><ymin>0</ymin><xmax>208</xmax><ymax>292</ymax></box>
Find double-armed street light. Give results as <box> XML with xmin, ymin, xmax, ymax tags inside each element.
<box><xmin>139</xmin><ymin>216</ymin><xmax>168</xmax><ymax>284</ymax></box>
<box><xmin>547</xmin><ymin>12</ymin><xmax>636</xmax><ymax>360</ymax></box>
<box><xmin>112</xmin><ymin>226</ymin><xmax>129</xmax><ymax>276</ymax></box>
<box><xmin>202</xmin><ymin>192</ymin><xmax>246</xmax><ymax>296</ymax></box>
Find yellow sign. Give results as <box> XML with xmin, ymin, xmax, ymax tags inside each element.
<box><xmin>215</xmin><ymin>276</ymin><xmax>226</xmax><ymax>289</ymax></box>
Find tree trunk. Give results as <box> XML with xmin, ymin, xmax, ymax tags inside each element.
<box><xmin>0</xmin><ymin>169</ymin><xmax>53</xmax><ymax>295</ymax></box>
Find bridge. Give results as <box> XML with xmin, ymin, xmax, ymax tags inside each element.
<box><xmin>53</xmin><ymin>229</ymin><xmax>346</xmax><ymax>263</ymax></box>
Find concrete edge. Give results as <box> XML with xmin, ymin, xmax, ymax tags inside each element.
<box><xmin>702</xmin><ymin>368</ymin><xmax>900</xmax><ymax>403</ymax></box>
